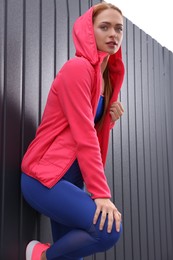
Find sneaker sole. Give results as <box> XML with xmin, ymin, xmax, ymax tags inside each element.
<box><xmin>26</xmin><ymin>240</ymin><xmax>39</xmax><ymax>260</ymax></box>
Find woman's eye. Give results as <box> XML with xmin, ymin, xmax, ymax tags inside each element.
<box><xmin>116</xmin><ymin>27</ymin><xmax>123</xmax><ymax>33</ymax></box>
<box><xmin>100</xmin><ymin>26</ymin><xmax>108</xmax><ymax>31</ymax></box>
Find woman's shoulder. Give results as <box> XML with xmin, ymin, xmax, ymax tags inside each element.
<box><xmin>60</xmin><ymin>57</ymin><xmax>95</xmax><ymax>75</ymax></box>
<box><xmin>53</xmin><ymin>57</ymin><xmax>95</xmax><ymax>89</ymax></box>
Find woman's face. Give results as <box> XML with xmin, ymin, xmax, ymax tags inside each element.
<box><xmin>93</xmin><ymin>9</ymin><xmax>123</xmax><ymax>54</ymax></box>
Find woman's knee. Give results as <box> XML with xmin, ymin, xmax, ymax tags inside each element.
<box><xmin>92</xmin><ymin>222</ymin><xmax>122</xmax><ymax>251</ymax></box>
<box><xmin>102</xmin><ymin>224</ymin><xmax>122</xmax><ymax>250</ymax></box>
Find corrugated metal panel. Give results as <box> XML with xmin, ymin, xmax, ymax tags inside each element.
<box><xmin>0</xmin><ymin>0</ymin><xmax>173</xmax><ymax>259</ymax></box>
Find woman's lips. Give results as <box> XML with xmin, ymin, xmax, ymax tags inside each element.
<box><xmin>106</xmin><ymin>41</ymin><xmax>117</xmax><ymax>48</ymax></box>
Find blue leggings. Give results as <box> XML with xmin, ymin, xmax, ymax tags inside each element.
<box><xmin>21</xmin><ymin>160</ymin><xmax>122</xmax><ymax>259</ymax></box>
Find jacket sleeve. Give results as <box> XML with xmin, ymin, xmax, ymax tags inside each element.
<box><xmin>54</xmin><ymin>58</ymin><xmax>111</xmax><ymax>199</ymax></box>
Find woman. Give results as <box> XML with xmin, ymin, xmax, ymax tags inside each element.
<box><xmin>21</xmin><ymin>2</ymin><xmax>125</xmax><ymax>259</ymax></box>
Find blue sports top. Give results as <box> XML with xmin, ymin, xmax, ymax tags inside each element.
<box><xmin>94</xmin><ymin>95</ymin><xmax>104</xmax><ymax>123</ymax></box>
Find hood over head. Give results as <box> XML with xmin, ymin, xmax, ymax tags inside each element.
<box><xmin>72</xmin><ymin>6</ymin><xmax>123</xmax><ymax>66</ymax></box>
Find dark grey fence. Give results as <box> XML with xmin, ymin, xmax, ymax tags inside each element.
<box><xmin>0</xmin><ymin>0</ymin><xmax>173</xmax><ymax>259</ymax></box>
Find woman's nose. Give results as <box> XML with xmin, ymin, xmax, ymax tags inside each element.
<box><xmin>109</xmin><ymin>28</ymin><xmax>117</xmax><ymax>37</ymax></box>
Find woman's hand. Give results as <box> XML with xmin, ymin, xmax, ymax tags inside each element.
<box><xmin>109</xmin><ymin>101</ymin><xmax>124</xmax><ymax>122</ymax></box>
<box><xmin>93</xmin><ymin>198</ymin><xmax>122</xmax><ymax>233</ymax></box>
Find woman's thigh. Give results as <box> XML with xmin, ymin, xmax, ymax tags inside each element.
<box><xmin>21</xmin><ymin>173</ymin><xmax>96</xmax><ymax>231</ymax></box>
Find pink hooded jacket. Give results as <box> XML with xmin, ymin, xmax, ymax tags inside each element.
<box><xmin>21</xmin><ymin>7</ymin><xmax>125</xmax><ymax>199</ymax></box>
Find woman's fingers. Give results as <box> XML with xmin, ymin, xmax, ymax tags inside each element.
<box><xmin>114</xmin><ymin>210</ymin><xmax>122</xmax><ymax>232</ymax></box>
<box><xmin>93</xmin><ymin>205</ymin><xmax>101</xmax><ymax>225</ymax></box>
<box><xmin>110</xmin><ymin>101</ymin><xmax>124</xmax><ymax>122</ymax></box>
<box><xmin>107</xmin><ymin>211</ymin><xmax>114</xmax><ymax>233</ymax></box>
<box><xmin>93</xmin><ymin>198</ymin><xmax>122</xmax><ymax>233</ymax></box>
<box><xmin>99</xmin><ymin>210</ymin><xmax>107</xmax><ymax>231</ymax></box>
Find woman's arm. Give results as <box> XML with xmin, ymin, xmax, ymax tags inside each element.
<box><xmin>55</xmin><ymin>58</ymin><xmax>111</xmax><ymax>199</ymax></box>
